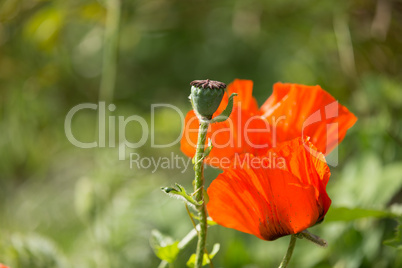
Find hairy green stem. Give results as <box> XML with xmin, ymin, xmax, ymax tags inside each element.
<box><xmin>279</xmin><ymin>235</ymin><xmax>297</xmax><ymax>268</ymax></box>
<box><xmin>194</xmin><ymin>121</ymin><xmax>209</xmax><ymax>268</ymax></box>
<box><xmin>92</xmin><ymin>1</ymin><xmax>121</xmax><ymax>267</ymax></box>
<box><xmin>299</xmin><ymin>230</ymin><xmax>327</xmax><ymax>247</ymax></box>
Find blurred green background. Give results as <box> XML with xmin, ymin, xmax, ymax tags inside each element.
<box><xmin>0</xmin><ymin>0</ymin><xmax>402</xmax><ymax>267</ymax></box>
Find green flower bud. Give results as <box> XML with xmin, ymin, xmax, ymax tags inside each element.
<box><xmin>190</xmin><ymin>79</ymin><xmax>226</xmax><ymax>120</ymax></box>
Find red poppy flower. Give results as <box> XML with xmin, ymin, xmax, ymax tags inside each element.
<box><xmin>180</xmin><ymin>80</ymin><xmax>357</xmax><ymax>168</ymax></box>
<box><xmin>0</xmin><ymin>264</ymin><xmax>10</xmax><ymax>268</ymax></box>
<box><xmin>206</xmin><ymin>138</ymin><xmax>331</xmax><ymax>240</ymax></box>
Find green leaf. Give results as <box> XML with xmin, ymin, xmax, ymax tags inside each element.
<box><xmin>203</xmin><ymin>188</ymin><xmax>209</xmax><ymax>205</ymax></box>
<box><xmin>207</xmin><ymin>217</ymin><xmax>217</xmax><ymax>226</ymax></box>
<box><xmin>203</xmin><ymin>139</ymin><xmax>213</xmax><ymax>159</ymax></box>
<box><xmin>150</xmin><ymin>230</ymin><xmax>180</xmax><ymax>263</ymax></box>
<box><xmin>186</xmin><ymin>243</ymin><xmax>220</xmax><ymax>267</ymax></box>
<box><xmin>24</xmin><ymin>7</ymin><xmax>64</xmax><ymax>49</ymax></box>
<box><xmin>156</xmin><ymin>242</ymin><xmax>180</xmax><ymax>263</ymax></box>
<box><xmin>161</xmin><ymin>184</ymin><xmax>202</xmax><ymax>208</ymax></box>
<box><xmin>190</xmin><ymin>215</ymin><xmax>216</xmax><ymax>226</ymax></box>
<box><xmin>325</xmin><ymin>207</ymin><xmax>396</xmax><ymax>222</ymax></box>
<box><xmin>210</xmin><ymin>93</ymin><xmax>237</xmax><ymax>123</ymax></box>
<box><xmin>384</xmin><ymin>216</ymin><xmax>402</xmax><ymax>249</ymax></box>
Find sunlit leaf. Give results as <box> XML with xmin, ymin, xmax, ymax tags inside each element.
<box><xmin>155</xmin><ymin>241</ymin><xmax>180</xmax><ymax>263</ymax></box>
<box><xmin>150</xmin><ymin>230</ymin><xmax>180</xmax><ymax>263</ymax></box>
<box><xmin>207</xmin><ymin>217</ymin><xmax>217</xmax><ymax>226</ymax></box>
<box><xmin>24</xmin><ymin>7</ymin><xmax>64</xmax><ymax>50</ymax></box>
<box><xmin>186</xmin><ymin>243</ymin><xmax>220</xmax><ymax>268</ymax></box>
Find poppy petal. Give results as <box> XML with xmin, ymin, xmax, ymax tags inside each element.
<box><xmin>216</xmin><ymin>79</ymin><xmax>259</xmax><ymax>115</ymax></box>
<box><xmin>270</xmin><ymin>137</ymin><xmax>332</xmax><ymax>218</ymax></box>
<box><xmin>180</xmin><ymin>108</ymin><xmax>243</xmax><ymax>168</ymax></box>
<box><xmin>206</xmin><ymin>138</ymin><xmax>331</xmax><ymax>240</ymax></box>
<box><xmin>260</xmin><ymin>83</ymin><xmax>357</xmax><ymax>155</ymax></box>
<box><xmin>180</xmin><ymin>110</ymin><xmax>200</xmax><ymax>159</ymax></box>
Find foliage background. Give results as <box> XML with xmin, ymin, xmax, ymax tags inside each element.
<box><xmin>0</xmin><ymin>0</ymin><xmax>401</xmax><ymax>267</ymax></box>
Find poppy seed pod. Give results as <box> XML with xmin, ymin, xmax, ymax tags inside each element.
<box><xmin>190</xmin><ymin>79</ymin><xmax>226</xmax><ymax>120</ymax></box>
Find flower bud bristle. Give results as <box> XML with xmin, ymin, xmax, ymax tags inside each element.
<box><xmin>190</xmin><ymin>79</ymin><xmax>226</xmax><ymax>90</ymax></box>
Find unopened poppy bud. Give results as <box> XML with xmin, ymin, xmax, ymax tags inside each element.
<box><xmin>190</xmin><ymin>79</ymin><xmax>226</xmax><ymax>120</ymax></box>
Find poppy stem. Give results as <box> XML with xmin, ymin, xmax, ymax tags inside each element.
<box><xmin>99</xmin><ymin>0</ymin><xmax>120</xmax><ymax>102</ymax></box>
<box><xmin>278</xmin><ymin>235</ymin><xmax>297</xmax><ymax>268</ymax></box>
<box><xmin>193</xmin><ymin>120</ymin><xmax>209</xmax><ymax>268</ymax></box>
